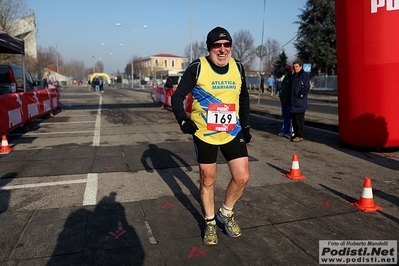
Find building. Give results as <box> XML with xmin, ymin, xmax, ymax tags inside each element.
<box><xmin>9</xmin><ymin>14</ymin><xmax>37</xmax><ymax>59</ymax></box>
<box><xmin>135</xmin><ymin>53</ymin><xmax>187</xmax><ymax>82</ymax></box>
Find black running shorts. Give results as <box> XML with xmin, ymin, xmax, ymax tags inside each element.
<box><xmin>193</xmin><ymin>131</ymin><xmax>248</xmax><ymax>164</ymax></box>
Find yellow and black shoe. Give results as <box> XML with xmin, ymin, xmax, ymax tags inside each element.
<box><xmin>203</xmin><ymin>218</ymin><xmax>218</xmax><ymax>245</ymax></box>
<box><xmin>216</xmin><ymin>208</ymin><xmax>241</xmax><ymax>237</ymax></box>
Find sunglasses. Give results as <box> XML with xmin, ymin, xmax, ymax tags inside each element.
<box><xmin>211</xmin><ymin>42</ymin><xmax>231</xmax><ymax>49</ymax></box>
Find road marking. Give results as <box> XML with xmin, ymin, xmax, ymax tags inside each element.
<box><xmin>83</xmin><ymin>173</ymin><xmax>98</xmax><ymax>206</ymax></box>
<box><xmin>145</xmin><ymin>220</ymin><xmax>158</xmax><ymax>245</ymax></box>
<box><xmin>82</xmin><ymin>95</ymin><xmax>102</xmax><ymax>206</ymax></box>
<box><xmin>1</xmin><ymin>179</ymin><xmax>87</xmax><ymax>190</ymax></box>
<box><xmin>10</xmin><ymin>131</ymin><xmax>95</xmax><ymax>136</ymax></box>
<box><xmin>92</xmin><ymin>95</ymin><xmax>102</xmax><ymax>146</ymax></box>
<box><xmin>108</xmin><ymin>230</ymin><xmax>127</xmax><ymax>240</ymax></box>
<box><xmin>43</xmin><ymin>121</ymin><xmax>96</xmax><ymax>124</ymax></box>
<box><xmin>63</xmin><ymin>114</ymin><xmax>95</xmax><ymax>117</ymax></box>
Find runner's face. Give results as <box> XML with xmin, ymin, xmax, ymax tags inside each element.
<box><xmin>209</xmin><ymin>41</ymin><xmax>231</xmax><ymax>67</ymax></box>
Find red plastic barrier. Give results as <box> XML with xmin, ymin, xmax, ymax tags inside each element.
<box><xmin>336</xmin><ymin>0</ymin><xmax>399</xmax><ymax>148</ymax></box>
<box><xmin>152</xmin><ymin>85</ymin><xmax>192</xmax><ymax>113</ymax></box>
<box><xmin>0</xmin><ymin>88</ymin><xmax>60</xmax><ymax>134</ymax></box>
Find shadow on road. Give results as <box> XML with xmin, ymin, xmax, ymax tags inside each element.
<box><xmin>0</xmin><ymin>172</ymin><xmax>16</xmax><ymax>214</ymax></box>
<box><xmin>47</xmin><ymin>192</ymin><xmax>144</xmax><ymax>265</ymax></box>
<box><xmin>141</xmin><ymin>144</ymin><xmax>203</xmax><ymax>227</ymax></box>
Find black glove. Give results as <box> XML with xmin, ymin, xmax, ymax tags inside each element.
<box><xmin>179</xmin><ymin>117</ymin><xmax>198</xmax><ymax>134</ymax></box>
<box><xmin>242</xmin><ymin>126</ymin><xmax>252</xmax><ymax>143</ymax></box>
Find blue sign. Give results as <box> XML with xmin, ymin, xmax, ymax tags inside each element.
<box><xmin>303</xmin><ymin>64</ymin><xmax>312</xmax><ymax>73</ymax></box>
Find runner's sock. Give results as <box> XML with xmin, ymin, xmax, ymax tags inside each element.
<box><xmin>222</xmin><ymin>204</ymin><xmax>233</xmax><ymax>216</ymax></box>
<box><xmin>205</xmin><ymin>214</ymin><xmax>215</xmax><ymax>220</ymax></box>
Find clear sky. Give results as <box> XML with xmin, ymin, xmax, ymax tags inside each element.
<box><xmin>26</xmin><ymin>0</ymin><xmax>307</xmax><ymax>74</ymax></box>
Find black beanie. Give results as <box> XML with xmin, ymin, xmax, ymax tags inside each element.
<box><xmin>206</xmin><ymin>27</ymin><xmax>232</xmax><ymax>51</ymax></box>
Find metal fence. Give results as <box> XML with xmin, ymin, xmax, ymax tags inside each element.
<box><xmin>311</xmin><ymin>75</ymin><xmax>337</xmax><ymax>91</ymax></box>
<box><xmin>245</xmin><ymin>75</ymin><xmax>338</xmax><ymax>93</ymax></box>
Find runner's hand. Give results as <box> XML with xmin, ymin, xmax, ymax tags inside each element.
<box><xmin>179</xmin><ymin>117</ymin><xmax>198</xmax><ymax>134</ymax></box>
<box><xmin>242</xmin><ymin>126</ymin><xmax>252</xmax><ymax>143</ymax></box>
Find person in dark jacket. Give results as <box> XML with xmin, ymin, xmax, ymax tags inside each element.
<box><xmin>159</xmin><ymin>75</ymin><xmax>175</xmax><ymax>109</ymax></box>
<box><xmin>290</xmin><ymin>60</ymin><xmax>310</xmax><ymax>142</ymax></box>
<box><xmin>260</xmin><ymin>74</ymin><xmax>264</xmax><ymax>94</ymax></box>
<box><xmin>278</xmin><ymin>66</ymin><xmax>293</xmax><ymax>138</ymax></box>
<box><xmin>164</xmin><ymin>75</ymin><xmax>174</xmax><ymax>88</ymax></box>
<box><xmin>92</xmin><ymin>77</ymin><xmax>100</xmax><ymax>92</ymax></box>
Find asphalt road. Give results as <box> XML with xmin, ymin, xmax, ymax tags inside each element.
<box><xmin>0</xmin><ymin>85</ymin><xmax>398</xmax><ymax>265</ymax></box>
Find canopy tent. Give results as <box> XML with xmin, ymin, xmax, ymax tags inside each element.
<box><xmin>0</xmin><ymin>30</ymin><xmax>25</xmax><ymax>54</ymax></box>
<box><xmin>0</xmin><ymin>30</ymin><xmax>27</xmax><ymax>91</ymax></box>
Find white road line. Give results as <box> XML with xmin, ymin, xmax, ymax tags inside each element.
<box><xmin>43</xmin><ymin>121</ymin><xmax>96</xmax><ymax>124</ymax></box>
<box><xmin>63</xmin><ymin>114</ymin><xmax>95</xmax><ymax>117</ymax></box>
<box><xmin>10</xmin><ymin>131</ymin><xmax>94</xmax><ymax>136</ymax></box>
<box><xmin>82</xmin><ymin>94</ymin><xmax>102</xmax><ymax>206</ymax></box>
<box><xmin>92</xmin><ymin>95</ymin><xmax>102</xmax><ymax>146</ymax></box>
<box><xmin>1</xmin><ymin>179</ymin><xmax>87</xmax><ymax>190</ymax></box>
<box><xmin>83</xmin><ymin>173</ymin><xmax>98</xmax><ymax>206</ymax></box>
<box><xmin>145</xmin><ymin>220</ymin><xmax>158</xmax><ymax>245</ymax></box>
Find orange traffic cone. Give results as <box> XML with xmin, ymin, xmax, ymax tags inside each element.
<box><xmin>0</xmin><ymin>134</ymin><xmax>14</xmax><ymax>154</ymax></box>
<box><xmin>351</xmin><ymin>177</ymin><xmax>382</xmax><ymax>212</ymax></box>
<box><xmin>283</xmin><ymin>154</ymin><xmax>306</xmax><ymax>180</ymax></box>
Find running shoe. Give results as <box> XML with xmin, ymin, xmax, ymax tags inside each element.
<box><xmin>203</xmin><ymin>219</ymin><xmax>218</xmax><ymax>245</ymax></box>
<box><xmin>216</xmin><ymin>208</ymin><xmax>241</xmax><ymax>237</ymax></box>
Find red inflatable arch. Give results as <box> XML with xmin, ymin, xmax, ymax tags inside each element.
<box><xmin>336</xmin><ymin>0</ymin><xmax>399</xmax><ymax>148</ymax></box>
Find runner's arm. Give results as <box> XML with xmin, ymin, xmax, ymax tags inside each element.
<box><xmin>171</xmin><ymin>61</ymin><xmax>199</xmax><ymax>123</ymax></box>
<box><xmin>238</xmin><ymin>63</ymin><xmax>250</xmax><ymax>127</ymax></box>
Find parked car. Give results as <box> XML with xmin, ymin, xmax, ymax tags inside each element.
<box><xmin>0</xmin><ymin>65</ymin><xmax>43</xmax><ymax>95</ymax></box>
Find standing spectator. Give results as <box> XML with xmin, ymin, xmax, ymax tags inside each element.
<box><xmin>92</xmin><ymin>77</ymin><xmax>100</xmax><ymax>92</ymax></box>
<box><xmin>260</xmin><ymin>74</ymin><xmax>264</xmax><ymax>94</ymax></box>
<box><xmin>275</xmin><ymin>75</ymin><xmax>282</xmax><ymax>96</ymax></box>
<box><xmin>266</xmin><ymin>74</ymin><xmax>275</xmax><ymax>95</ymax></box>
<box><xmin>91</xmin><ymin>79</ymin><xmax>94</xmax><ymax>91</ymax></box>
<box><xmin>141</xmin><ymin>79</ymin><xmax>145</xmax><ymax>89</ymax></box>
<box><xmin>43</xmin><ymin>78</ymin><xmax>48</xmax><ymax>88</ymax></box>
<box><xmin>290</xmin><ymin>60</ymin><xmax>310</xmax><ymax>142</ymax></box>
<box><xmin>278</xmin><ymin>66</ymin><xmax>293</xmax><ymax>138</ymax></box>
<box><xmin>99</xmin><ymin>79</ymin><xmax>104</xmax><ymax>92</ymax></box>
<box><xmin>160</xmin><ymin>75</ymin><xmax>174</xmax><ymax>109</ymax></box>
<box><xmin>164</xmin><ymin>75</ymin><xmax>174</xmax><ymax>88</ymax></box>
<box><xmin>171</xmin><ymin>26</ymin><xmax>251</xmax><ymax>246</ymax></box>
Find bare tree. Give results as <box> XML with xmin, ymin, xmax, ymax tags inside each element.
<box><xmin>184</xmin><ymin>41</ymin><xmax>207</xmax><ymax>62</ymax></box>
<box><xmin>232</xmin><ymin>30</ymin><xmax>255</xmax><ymax>71</ymax></box>
<box><xmin>0</xmin><ymin>0</ymin><xmax>28</xmax><ymax>33</ymax></box>
<box><xmin>59</xmin><ymin>59</ymin><xmax>85</xmax><ymax>79</ymax></box>
<box><xmin>262</xmin><ymin>38</ymin><xmax>282</xmax><ymax>74</ymax></box>
<box><xmin>36</xmin><ymin>45</ymin><xmax>86</xmax><ymax>79</ymax></box>
<box><xmin>36</xmin><ymin>45</ymin><xmax>62</xmax><ymax>70</ymax></box>
<box><xmin>94</xmin><ymin>60</ymin><xmax>104</xmax><ymax>73</ymax></box>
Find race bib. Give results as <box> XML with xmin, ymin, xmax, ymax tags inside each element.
<box><xmin>207</xmin><ymin>103</ymin><xmax>236</xmax><ymax>131</ymax></box>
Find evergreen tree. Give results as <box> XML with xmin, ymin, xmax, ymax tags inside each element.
<box><xmin>294</xmin><ymin>0</ymin><xmax>336</xmax><ymax>76</ymax></box>
<box><xmin>273</xmin><ymin>51</ymin><xmax>288</xmax><ymax>78</ymax></box>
